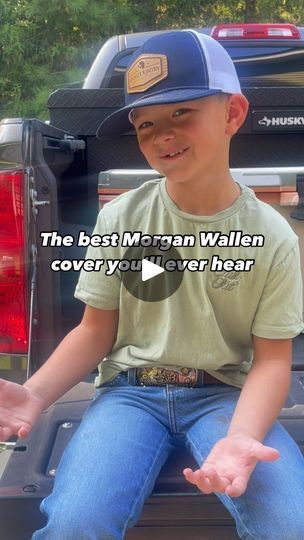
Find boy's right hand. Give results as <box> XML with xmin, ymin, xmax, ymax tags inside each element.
<box><xmin>0</xmin><ymin>379</ymin><xmax>44</xmax><ymax>441</ymax></box>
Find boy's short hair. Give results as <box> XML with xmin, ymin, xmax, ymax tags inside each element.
<box><xmin>97</xmin><ymin>30</ymin><xmax>243</xmax><ymax>138</ymax></box>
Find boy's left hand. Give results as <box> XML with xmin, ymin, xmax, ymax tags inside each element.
<box><xmin>183</xmin><ymin>434</ymin><xmax>280</xmax><ymax>497</ymax></box>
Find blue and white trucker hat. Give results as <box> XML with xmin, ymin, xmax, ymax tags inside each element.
<box><xmin>96</xmin><ymin>29</ymin><xmax>242</xmax><ymax>138</ymax></box>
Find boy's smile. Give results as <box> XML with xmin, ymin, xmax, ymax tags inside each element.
<box><xmin>160</xmin><ymin>147</ymin><xmax>190</xmax><ymax>160</ymax></box>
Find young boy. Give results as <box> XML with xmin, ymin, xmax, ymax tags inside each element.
<box><xmin>1</xmin><ymin>30</ymin><xmax>304</xmax><ymax>539</ymax></box>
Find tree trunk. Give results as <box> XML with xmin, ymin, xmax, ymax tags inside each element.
<box><xmin>244</xmin><ymin>0</ymin><xmax>257</xmax><ymax>23</ymax></box>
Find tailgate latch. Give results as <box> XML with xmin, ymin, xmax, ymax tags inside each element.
<box><xmin>30</xmin><ymin>188</ymin><xmax>50</xmax><ymax>217</ymax></box>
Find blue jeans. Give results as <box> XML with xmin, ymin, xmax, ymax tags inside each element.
<box><xmin>32</xmin><ymin>372</ymin><xmax>304</xmax><ymax>540</ymax></box>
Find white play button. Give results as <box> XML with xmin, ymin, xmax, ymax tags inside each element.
<box><xmin>121</xmin><ymin>244</ymin><xmax>184</xmax><ymax>302</ymax></box>
<box><xmin>142</xmin><ymin>259</ymin><xmax>164</xmax><ymax>282</ymax></box>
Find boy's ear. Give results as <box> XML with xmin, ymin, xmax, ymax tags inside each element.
<box><xmin>225</xmin><ymin>94</ymin><xmax>249</xmax><ymax>136</ymax></box>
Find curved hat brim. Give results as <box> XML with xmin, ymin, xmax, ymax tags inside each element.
<box><xmin>96</xmin><ymin>88</ymin><xmax>223</xmax><ymax>138</ymax></box>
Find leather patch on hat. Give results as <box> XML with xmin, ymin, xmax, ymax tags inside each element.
<box><xmin>127</xmin><ymin>54</ymin><xmax>168</xmax><ymax>94</ymax></box>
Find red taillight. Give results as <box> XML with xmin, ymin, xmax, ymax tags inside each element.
<box><xmin>0</xmin><ymin>170</ymin><xmax>28</xmax><ymax>353</ymax></box>
<box><xmin>211</xmin><ymin>24</ymin><xmax>301</xmax><ymax>40</ymax></box>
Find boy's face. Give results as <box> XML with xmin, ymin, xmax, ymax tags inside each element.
<box><xmin>131</xmin><ymin>95</ymin><xmax>234</xmax><ymax>185</ymax></box>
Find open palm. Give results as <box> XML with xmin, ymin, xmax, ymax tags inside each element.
<box><xmin>183</xmin><ymin>435</ymin><xmax>280</xmax><ymax>497</ymax></box>
<box><xmin>0</xmin><ymin>379</ymin><xmax>44</xmax><ymax>441</ymax></box>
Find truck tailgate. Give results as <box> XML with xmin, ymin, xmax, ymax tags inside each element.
<box><xmin>1</xmin><ymin>348</ymin><xmax>303</xmax><ymax>540</ymax></box>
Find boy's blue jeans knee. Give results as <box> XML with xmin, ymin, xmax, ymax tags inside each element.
<box><xmin>32</xmin><ymin>372</ymin><xmax>304</xmax><ymax>540</ymax></box>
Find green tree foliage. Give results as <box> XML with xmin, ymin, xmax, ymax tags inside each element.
<box><xmin>128</xmin><ymin>0</ymin><xmax>245</xmax><ymax>29</ymax></box>
<box><xmin>256</xmin><ymin>0</ymin><xmax>304</xmax><ymax>24</ymax></box>
<box><xmin>0</xmin><ymin>0</ymin><xmax>304</xmax><ymax>119</ymax></box>
<box><xmin>125</xmin><ymin>0</ymin><xmax>304</xmax><ymax>28</ymax></box>
<box><xmin>0</xmin><ymin>0</ymin><xmax>137</xmax><ymax>118</ymax></box>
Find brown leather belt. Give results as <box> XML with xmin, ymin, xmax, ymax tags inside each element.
<box><xmin>127</xmin><ymin>367</ymin><xmax>226</xmax><ymax>388</ymax></box>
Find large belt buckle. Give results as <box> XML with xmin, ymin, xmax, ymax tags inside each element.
<box><xmin>136</xmin><ymin>367</ymin><xmax>199</xmax><ymax>387</ymax></box>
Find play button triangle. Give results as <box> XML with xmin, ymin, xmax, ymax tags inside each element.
<box><xmin>142</xmin><ymin>259</ymin><xmax>164</xmax><ymax>282</ymax></box>
<box><xmin>121</xmin><ymin>243</ymin><xmax>184</xmax><ymax>302</ymax></box>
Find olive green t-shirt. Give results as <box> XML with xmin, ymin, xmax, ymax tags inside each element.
<box><xmin>74</xmin><ymin>179</ymin><xmax>304</xmax><ymax>388</ymax></box>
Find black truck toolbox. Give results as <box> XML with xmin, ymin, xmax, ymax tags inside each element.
<box><xmin>1</xmin><ymin>343</ymin><xmax>303</xmax><ymax>540</ymax></box>
<box><xmin>48</xmin><ymin>87</ymin><xmax>304</xmax><ymax>170</ymax></box>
